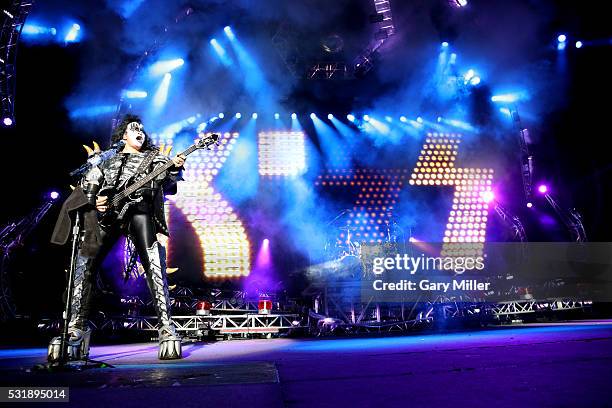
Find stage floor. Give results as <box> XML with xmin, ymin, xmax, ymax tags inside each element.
<box><xmin>1</xmin><ymin>320</ymin><xmax>612</xmax><ymax>407</ymax></box>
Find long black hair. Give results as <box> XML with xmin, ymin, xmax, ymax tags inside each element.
<box><xmin>111</xmin><ymin>114</ymin><xmax>156</xmax><ymax>151</ymax></box>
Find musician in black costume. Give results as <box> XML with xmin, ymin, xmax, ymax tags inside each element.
<box><xmin>48</xmin><ymin>114</ymin><xmax>186</xmax><ymax>361</ymax></box>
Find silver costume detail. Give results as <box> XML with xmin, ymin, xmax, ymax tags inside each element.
<box><xmin>50</xmin><ymin>142</ymin><xmax>184</xmax><ymax>362</ymax></box>
<box><xmin>100</xmin><ymin>152</ymin><xmax>178</xmax><ymax>190</ymax></box>
<box><xmin>145</xmin><ymin>241</ymin><xmax>182</xmax><ymax>360</ymax></box>
<box><xmin>68</xmin><ymin>254</ymin><xmax>92</xmax><ymax>330</ymax></box>
<box><xmin>48</xmin><ymin>327</ymin><xmax>92</xmax><ymax>363</ymax></box>
<box><xmin>48</xmin><ymin>254</ymin><xmax>93</xmax><ymax>362</ymax></box>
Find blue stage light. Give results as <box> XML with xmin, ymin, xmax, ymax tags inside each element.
<box><xmin>491</xmin><ymin>93</ymin><xmax>524</xmax><ymax>103</ymax></box>
<box><xmin>385</xmin><ymin>116</ymin><xmax>393</xmax><ymax>122</ymax></box>
<box><xmin>347</xmin><ymin>114</ymin><xmax>355</xmax><ymax>122</ymax></box>
<box><xmin>69</xmin><ymin>105</ymin><xmax>116</xmax><ymax>119</ymax></box>
<box><xmin>274</xmin><ymin>113</ymin><xmax>280</xmax><ymax>120</ymax></box>
<box><xmin>557</xmin><ymin>34</ymin><xmax>567</xmax><ymax>43</ymax></box>
<box><xmin>219</xmin><ymin>113</ymin><xmax>225</xmax><ymax>119</ymax></box>
<box><xmin>416</xmin><ymin>117</ymin><xmax>423</xmax><ymax>123</ymax></box>
<box><xmin>327</xmin><ymin>114</ymin><xmax>334</xmax><ymax>120</ymax></box>
<box><xmin>152</xmin><ymin>73</ymin><xmax>172</xmax><ymax>109</ymax></box>
<box><xmin>124</xmin><ymin>90</ymin><xmax>148</xmax><ymax>99</ymax></box>
<box><xmin>291</xmin><ymin>113</ymin><xmax>297</xmax><ymax>119</ymax></box>
<box><xmin>22</xmin><ymin>24</ymin><xmax>57</xmax><ymax>36</ymax></box>
<box><xmin>149</xmin><ymin>58</ymin><xmax>185</xmax><ymax>76</ymax></box>
<box><xmin>310</xmin><ymin>113</ymin><xmax>316</xmax><ymax>119</ymax></box>
<box><xmin>470</xmin><ymin>76</ymin><xmax>481</xmax><ymax>85</ymax></box>
<box><xmin>252</xmin><ymin>113</ymin><xmax>258</xmax><ymax>119</ymax></box>
<box><xmin>64</xmin><ymin>23</ymin><xmax>81</xmax><ymax>43</ymax></box>
<box><xmin>223</xmin><ymin>26</ymin><xmax>235</xmax><ymax>41</ymax></box>
<box><xmin>557</xmin><ymin>42</ymin><xmax>567</xmax><ymax>51</ymax></box>
<box><xmin>437</xmin><ymin>116</ymin><xmax>442</xmax><ymax>123</ymax></box>
<box><xmin>442</xmin><ymin>41</ymin><xmax>449</xmax><ymax>47</ymax></box>
<box><xmin>399</xmin><ymin>116</ymin><xmax>407</xmax><ymax>123</ymax></box>
<box><xmin>210</xmin><ymin>38</ymin><xmax>233</xmax><ymax>66</ymax></box>
<box><xmin>575</xmin><ymin>41</ymin><xmax>583</xmax><ymax>49</ymax></box>
<box><xmin>363</xmin><ymin>114</ymin><xmax>370</xmax><ymax>122</ymax></box>
<box><xmin>236</xmin><ymin>112</ymin><xmax>242</xmax><ymax>119</ymax></box>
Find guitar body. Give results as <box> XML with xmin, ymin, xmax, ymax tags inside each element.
<box><xmin>97</xmin><ymin>180</ymin><xmax>146</xmax><ymax>228</ymax></box>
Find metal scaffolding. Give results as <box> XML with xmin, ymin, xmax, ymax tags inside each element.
<box><xmin>307</xmin><ymin>62</ymin><xmax>350</xmax><ymax>80</ymax></box>
<box><xmin>510</xmin><ymin>107</ymin><xmax>534</xmax><ymax>204</ymax></box>
<box><xmin>0</xmin><ymin>1</ymin><xmax>34</xmax><ymax>127</ymax></box>
<box><xmin>351</xmin><ymin>0</ymin><xmax>396</xmax><ymax>77</ymax></box>
<box><xmin>494</xmin><ymin>201</ymin><xmax>527</xmax><ymax>242</ymax></box>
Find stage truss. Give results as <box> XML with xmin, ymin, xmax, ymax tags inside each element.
<box><xmin>305</xmin><ymin>279</ymin><xmax>593</xmax><ymax>335</ymax></box>
<box><xmin>37</xmin><ymin>295</ymin><xmax>593</xmax><ymax>340</ymax></box>
<box><xmin>0</xmin><ymin>1</ymin><xmax>34</xmax><ymax>126</ymax></box>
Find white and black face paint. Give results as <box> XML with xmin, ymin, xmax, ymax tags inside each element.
<box><xmin>124</xmin><ymin>121</ymin><xmax>146</xmax><ymax>149</ymax></box>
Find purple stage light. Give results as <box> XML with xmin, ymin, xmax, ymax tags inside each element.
<box><xmin>3</xmin><ymin>117</ymin><xmax>13</xmax><ymax>126</ymax></box>
<box><xmin>50</xmin><ymin>191</ymin><xmax>59</xmax><ymax>200</ymax></box>
<box><xmin>527</xmin><ymin>202</ymin><xmax>533</xmax><ymax>208</ymax></box>
<box><xmin>250</xmin><ymin>238</ymin><xmax>272</xmax><ymax>286</ymax></box>
<box><xmin>537</xmin><ymin>184</ymin><xmax>548</xmax><ymax>194</ymax></box>
<box><xmin>481</xmin><ymin>191</ymin><xmax>495</xmax><ymax>204</ymax></box>
<box><xmin>449</xmin><ymin>0</ymin><xmax>468</xmax><ymax>8</ymax></box>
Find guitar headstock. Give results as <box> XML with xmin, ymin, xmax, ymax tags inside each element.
<box><xmin>196</xmin><ymin>133</ymin><xmax>220</xmax><ymax>149</ymax></box>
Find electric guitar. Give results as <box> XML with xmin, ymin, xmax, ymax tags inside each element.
<box><xmin>98</xmin><ymin>133</ymin><xmax>219</xmax><ymax>228</ymax></box>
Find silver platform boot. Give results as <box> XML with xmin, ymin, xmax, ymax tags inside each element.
<box><xmin>145</xmin><ymin>242</ymin><xmax>182</xmax><ymax>360</ymax></box>
<box><xmin>48</xmin><ymin>254</ymin><xmax>93</xmax><ymax>363</ymax></box>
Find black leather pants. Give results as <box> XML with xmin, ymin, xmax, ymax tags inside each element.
<box><xmin>68</xmin><ymin>212</ymin><xmax>159</xmax><ymax>330</ymax></box>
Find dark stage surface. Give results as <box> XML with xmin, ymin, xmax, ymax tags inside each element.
<box><xmin>1</xmin><ymin>320</ymin><xmax>612</xmax><ymax>407</ymax></box>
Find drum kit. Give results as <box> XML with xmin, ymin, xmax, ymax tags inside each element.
<box><xmin>323</xmin><ymin>209</ymin><xmax>405</xmax><ymax>275</ymax></box>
